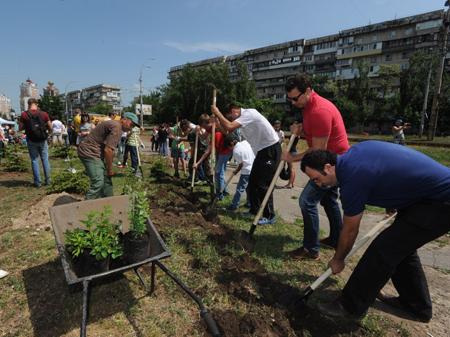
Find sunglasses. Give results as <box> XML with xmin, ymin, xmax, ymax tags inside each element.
<box><xmin>287</xmin><ymin>92</ymin><xmax>303</xmax><ymax>102</ymax></box>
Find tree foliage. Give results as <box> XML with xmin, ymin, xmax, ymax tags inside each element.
<box><xmin>38</xmin><ymin>95</ymin><xmax>64</xmax><ymax>120</ymax></box>
<box><xmin>87</xmin><ymin>102</ymin><xmax>112</xmax><ymax>115</ymax></box>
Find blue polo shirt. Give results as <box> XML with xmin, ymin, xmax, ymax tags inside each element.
<box><xmin>336</xmin><ymin>141</ymin><xmax>450</xmax><ymax>216</ymax></box>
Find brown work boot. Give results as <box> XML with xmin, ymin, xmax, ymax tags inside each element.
<box><xmin>287</xmin><ymin>247</ymin><xmax>319</xmax><ymax>260</ymax></box>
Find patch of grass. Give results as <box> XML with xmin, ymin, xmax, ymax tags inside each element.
<box><xmin>411</xmin><ymin>145</ymin><xmax>450</xmax><ymax>167</ymax></box>
<box><xmin>365</xmin><ymin>205</ymin><xmax>386</xmax><ymax>214</ymax></box>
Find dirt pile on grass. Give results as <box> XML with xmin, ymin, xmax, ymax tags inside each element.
<box><xmin>11</xmin><ymin>192</ymin><xmax>81</xmax><ymax>231</ymax></box>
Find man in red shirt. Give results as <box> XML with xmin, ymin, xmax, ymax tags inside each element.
<box><xmin>283</xmin><ymin>73</ymin><xmax>350</xmax><ymax>260</ymax></box>
<box><xmin>19</xmin><ymin>98</ymin><xmax>52</xmax><ymax>187</ymax></box>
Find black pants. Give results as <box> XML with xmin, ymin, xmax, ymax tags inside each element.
<box><xmin>341</xmin><ymin>201</ymin><xmax>450</xmax><ymax>320</ymax></box>
<box><xmin>248</xmin><ymin>142</ymin><xmax>281</xmax><ymax>219</ymax></box>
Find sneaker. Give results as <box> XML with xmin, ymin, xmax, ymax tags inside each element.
<box><xmin>287</xmin><ymin>247</ymin><xmax>319</xmax><ymax>260</ymax></box>
<box><xmin>257</xmin><ymin>217</ymin><xmax>276</xmax><ymax>225</ymax></box>
<box><xmin>226</xmin><ymin>206</ymin><xmax>237</xmax><ymax>212</ymax></box>
<box><xmin>317</xmin><ymin>298</ymin><xmax>364</xmax><ymax>321</ymax></box>
<box><xmin>320</xmin><ymin>237</ymin><xmax>337</xmax><ymax>249</ymax></box>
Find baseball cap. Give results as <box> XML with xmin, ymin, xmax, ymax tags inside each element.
<box><xmin>123</xmin><ymin>112</ymin><xmax>139</xmax><ymax>126</ymax></box>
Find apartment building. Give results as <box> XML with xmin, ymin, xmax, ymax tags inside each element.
<box><xmin>19</xmin><ymin>78</ymin><xmax>39</xmax><ymax>112</ymax></box>
<box><xmin>169</xmin><ymin>9</ymin><xmax>449</xmax><ymax>105</ymax></box>
<box><xmin>0</xmin><ymin>93</ymin><xmax>12</xmax><ymax>119</ymax></box>
<box><xmin>65</xmin><ymin>84</ymin><xmax>121</xmax><ymax>113</ymax></box>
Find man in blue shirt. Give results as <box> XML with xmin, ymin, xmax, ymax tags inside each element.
<box><xmin>299</xmin><ymin>141</ymin><xmax>450</xmax><ymax>322</ymax></box>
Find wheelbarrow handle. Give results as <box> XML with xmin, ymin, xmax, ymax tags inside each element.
<box><xmin>310</xmin><ymin>212</ymin><xmax>397</xmax><ymax>291</ymax></box>
<box><xmin>201</xmin><ymin>310</ymin><xmax>221</xmax><ymax>337</ymax></box>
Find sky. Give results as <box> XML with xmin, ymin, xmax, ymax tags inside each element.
<box><xmin>0</xmin><ymin>0</ymin><xmax>446</xmax><ymax>113</ymax></box>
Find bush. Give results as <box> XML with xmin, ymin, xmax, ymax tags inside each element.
<box><xmin>150</xmin><ymin>157</ymin><xmax>168</xmax><ymax>177</ymax></box>
<box><xmin>50</xmin><ymin>145</ymin><xmax>76</xmax><ymax>159</ymax></box>
<box><xmin>3</xmin><ymin>144</ymin><xmax>28</xmax><ymax>172</ymax></box>
<box><xmin>47</xmin><ymin>170</ymin><xmax>89</xmax><ymax>194</ymax></box>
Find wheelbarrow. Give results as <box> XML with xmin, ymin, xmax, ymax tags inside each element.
<box><xmin>48</xmin><ymin>195</ymin><xmax>221</xmax><ymax>337</ymax></box>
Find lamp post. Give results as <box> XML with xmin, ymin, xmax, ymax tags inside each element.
<box><xmin>138</xmin><ymin>59</ymin><xmax>155</xmax><ymax>127</ymax></box>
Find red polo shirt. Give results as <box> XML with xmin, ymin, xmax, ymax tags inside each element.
<box><xmin>302</xmin><ymin>91</ymin><xmax>349</xmax><ymax>155</ymax></box>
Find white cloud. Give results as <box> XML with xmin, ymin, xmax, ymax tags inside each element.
<box><xmin>163</xmin><ymin>41</ymin><xmax>249</xmax><ymax>53</ymax></box>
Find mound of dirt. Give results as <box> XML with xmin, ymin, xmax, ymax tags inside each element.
<box><xmin>11</xmin><ymin>192</ymin><xmax>82</xmax><ymax>231</ymax></box>
<box><xmin>214</xmin><ymin>309</ymin><xmax>296</xmax><ymax>337</ymax></box>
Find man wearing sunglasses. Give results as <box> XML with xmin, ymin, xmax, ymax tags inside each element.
<box><xmin>283</xmin><ymin>73</ymin><xmax>349</xmax><ymax>260</ymax></box>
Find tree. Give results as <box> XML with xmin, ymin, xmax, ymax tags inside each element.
<box><xmin>38</xmin><ymin>95</ymin><xmax>64</xmax><ymax>120</ymax></box>
<box><xmin>87</xmin><ymin>103</ymin><xmax>112</xmax><ymax>115</ymax></box>
<box><xmin>399</xmin><ymin>51</ymin><xmax>437</xmax><ymax>129</ymax></box>
<box><xmin>157</xmin><ymin>61</ymin><xmax>260</xmax><ymax>124</ymax></box>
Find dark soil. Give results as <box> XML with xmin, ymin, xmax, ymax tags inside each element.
<box><xmin>147</xmin><ymin>173</ymin><xmax>365</xmax><ymax>337</ymax></box>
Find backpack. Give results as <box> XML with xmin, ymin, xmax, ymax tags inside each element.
<box><xmin>26</xmin><ymin>110</ymin><xmax>48</xmax><ymax>141</ymax></box>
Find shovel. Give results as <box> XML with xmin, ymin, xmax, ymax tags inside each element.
<box><xmin>190</xmin><ymin>131</ymin><xmax>199</xmax><ymax>192</ymax></box>
<box><xmin>210</xmin><ymin>88</ymin><xmax>217</xmax><ymax>198</ymax></box>
<box><xmin>204</xmin><ymin>171</ymin><xmax>237</xmax><ymax>220</ymax></box>
<box><xmin>136</xmin><ymin>143</ymin><xmax>144</xmax><ymax>178</ymax></box>
<box><xmin>248</xmin><ymin>134</ymin><xmax>297</xmax><ymax>236</ymax></box>
<box><xmin>293</xmin><ymin>212</ymin><xmax>397</xmax><ymax>310</ymax></box>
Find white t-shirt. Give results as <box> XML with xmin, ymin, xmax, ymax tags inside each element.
<box><xmin>233</xmin><ymin>140</ymin><xmax>255</xmax><ymax>175</ymax></box>
<box><xmin>52</xmin><ymin>120</ymin><xmax>63</xmax><ymax>134</ymax></box>
<box><xmin>235</xmin><ymin>108</ymin><xmax>279</xmax><ymax>153</ymax></box>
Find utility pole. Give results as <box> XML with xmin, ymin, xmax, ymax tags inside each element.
<box><xmin>427</xmin><ymin>5</ymin><xmax>449</xmax><ymax>140</ymax></box>
<box><xmin>419</xmin><ymin>60</ymin><xmax>433</xmax><ymax>138</ymax></box>
<box><xmin>139</xmin><ymin>69</ymin><xmax>144</xmax><ymax>127</ymax></box>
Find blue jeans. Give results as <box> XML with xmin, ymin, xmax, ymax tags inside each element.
<box><xmin>215</xmin><ymin>153</ymin><xmax>231</xmax><ymax>195</ymax></box>
<box><xmin>299</xmin><ymin>180</ymin><xmax>342</xmax><ymax>254</ymax></box>
<box><xmin>230</xmin><ymin>174</ymin><xmax>250</xmax><ymax>209</ymax></box>
<box><xmin>123</xmin><ymin>144</ymin><xmax>138</xmax><ymax>171</ymax></box>
<box><xmin>27</xmin><ymin>140</ymin><xmax>51</xmax><ymax>186</ymax></box>
<box><xmin>159</xmin><ymin>141</ymin><xmax>168</xmax><ymax>157</ymax></box>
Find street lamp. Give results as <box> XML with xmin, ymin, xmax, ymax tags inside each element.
<box><xmin>138</xmin><ymin>58</ymin><xmax>155</xmax><ymax>127</ymax></box>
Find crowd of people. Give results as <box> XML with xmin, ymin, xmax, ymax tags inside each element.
<box><xmin>4</xmin><ymin>73</ymin><xmax>449</xmax><ymax>326</ymax></box>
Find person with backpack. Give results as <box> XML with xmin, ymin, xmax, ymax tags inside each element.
<box><xmin>19</xmin><ymin>98</ymin><xmax>52</xmax><ymax>187</ymax></box>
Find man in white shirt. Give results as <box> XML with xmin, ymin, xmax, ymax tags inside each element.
<box><xmin>51</xmin><ymin>118</ymin><xmax>64</xmax><ymax>145</ymax></box>
<box><xmin>212</xmin><ymin>103</ymin><xmax>281</xmax><ymax>225</ymax></box>
<box><xmin>224</xmin><ymin>135</ymin><xmax>255</xmax><ymax>211</ymax></box>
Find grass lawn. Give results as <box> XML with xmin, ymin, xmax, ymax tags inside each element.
<box><xmin>0</xmin><ymin>149</ymin><xmax>415</xmax><ymax>337</ymax></box>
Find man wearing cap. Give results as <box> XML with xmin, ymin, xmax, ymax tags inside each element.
<box><xmin>78</xmin><ymin>112</ymin><xmax>139</xmax><ymax>199</ymax></box>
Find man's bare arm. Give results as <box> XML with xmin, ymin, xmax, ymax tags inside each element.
<box><xmin>329</xmin><ymin>213</ymin><xmax>364</xmax><ymax>274</ymax></box>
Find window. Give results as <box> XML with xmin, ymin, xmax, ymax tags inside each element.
<box><xmin>405</xmin><ymin>27</ymin><xmax>413</xmax><ymax>36</ymax></box>
<box><xmin>390</xmin><ymin>31</ymin><xmax>396</xmax><ymax>38</ymax></box>
<box><xmin>385</xmin><ymin>54</ymin><xmax>392</xmax><ymax>61</ymax></box>
<box><xmin>370</xmin><ymin>56</ymin><xmax>377</xmax><ymax>63</ymax></box>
